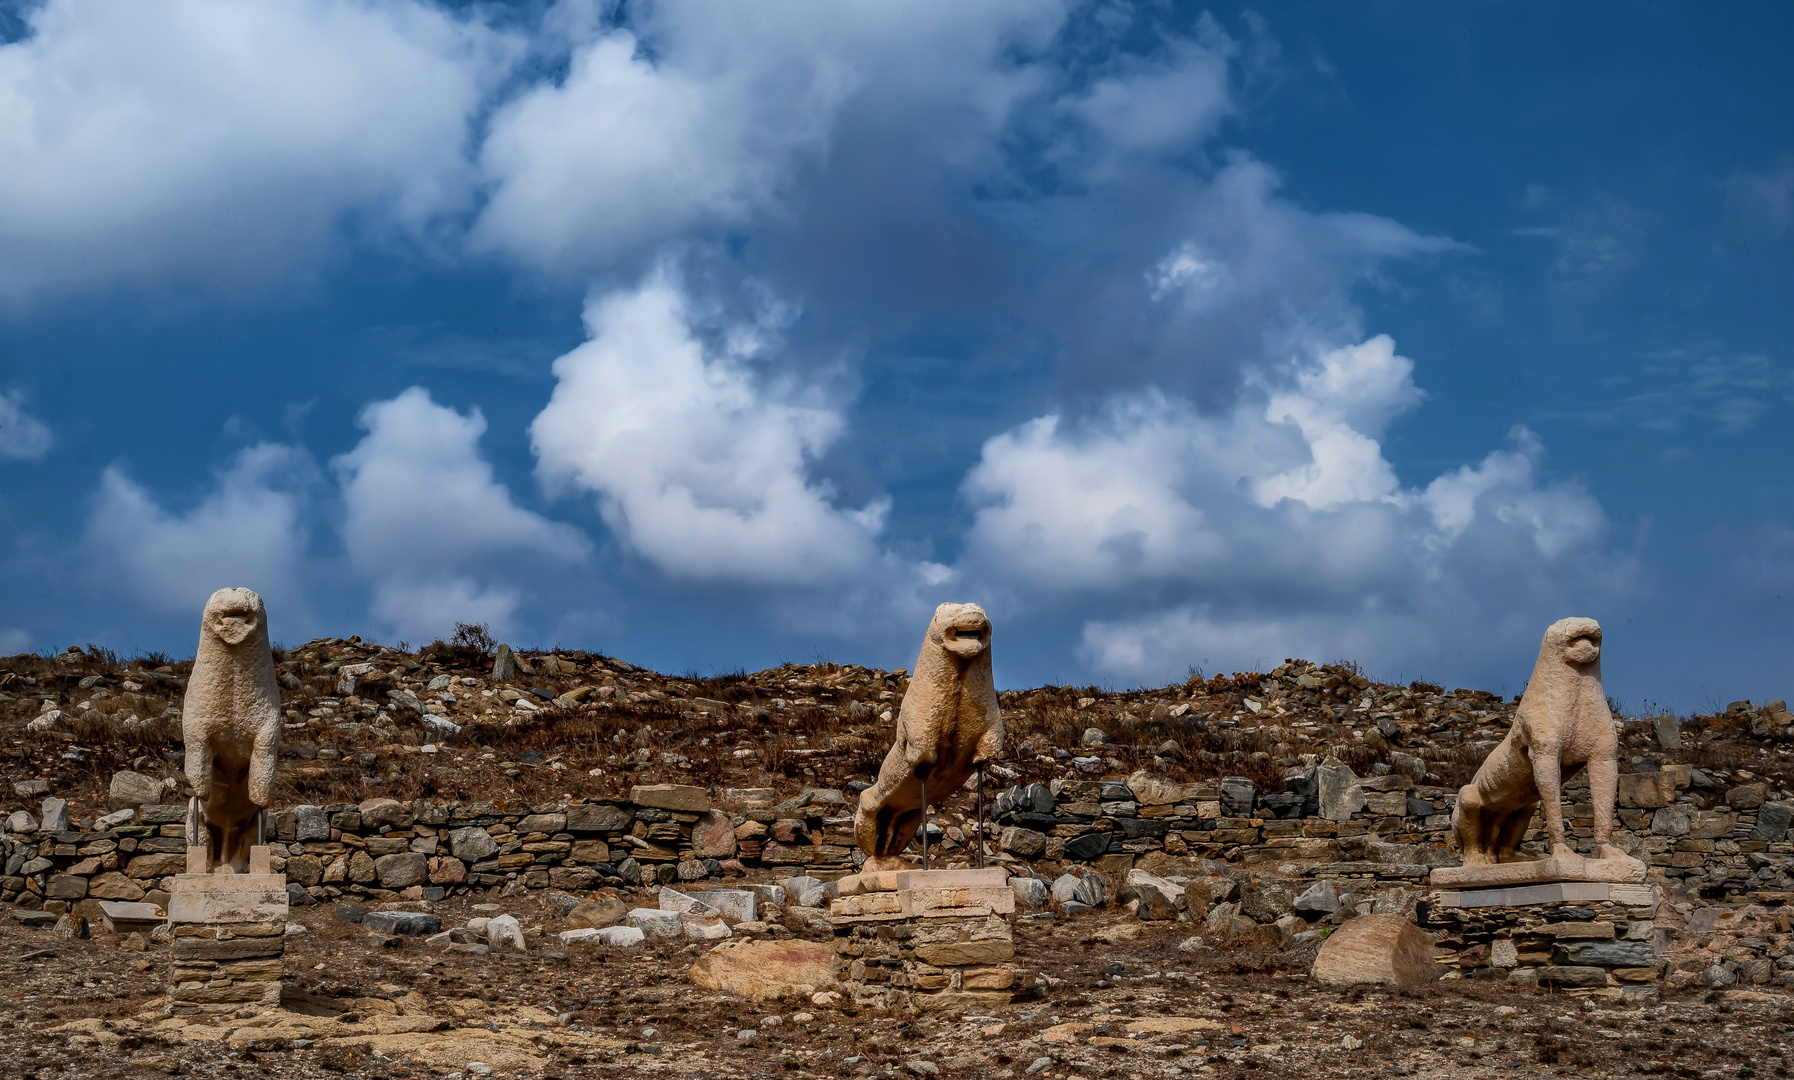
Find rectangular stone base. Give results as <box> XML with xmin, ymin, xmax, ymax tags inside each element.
<box><xmin>831</xmin><ymin>871</ymin><xmax>1021</xmax><ymax>1008</ymax></box>
<box><xmin>835</xmin><ymin>867</ymin><xmax>1008</xmax><ymax>897</ymax></box>
<box><xmin>167</xmin><ymin>873</ymin><xmax>289</xmax><ymax>924</ymax></box>
<box><xmin>1424</xmin><ymin>881</ymin><xmax>1661</xmax><ymax>989</ymax></box>
<box><xmin>1430</xmin><ymin>853</ymin><xmax>1647</xmax><ymax>888</ymax></box>
<box><xmin>169</xmin><ymin>920</ymin><xmax>287</xmax><ymax>1015</ymax></box>
<box><xmin>166</xmin><ymin>869</ymin><xmax>290</xmax><ymax>1016</ymax></box>
<box><xmin>1435</xmin><ymin>881</ymin><xmax>1657</xmax><ymax>909</ymax></box>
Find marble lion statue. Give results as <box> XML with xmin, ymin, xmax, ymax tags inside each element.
<box><xmin>1453</xmin><ymin>617</ymin><xmax>1638</xmax><ymax>870</ymax></box>
<box><xmin>182</xmin><ymin>587</ymin><xmax>282</xmax><ymax>873</ymax></box>
<box><xmin>853</xmin><ymin>602</ymin><xmax>1003</xmax><ymax>871</ymax></box>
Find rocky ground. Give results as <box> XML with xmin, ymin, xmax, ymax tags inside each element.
<box><xmin>6</xmin><ymin>897</ymin><xmax>1793</xmax><ymax>1080</ymax></box>
<box><xmin>4</xmin><ymin>634</ymin><xmax>1791</xmax><ymax>823</ymax></box>
<box><xmin>5</xmin><ymin>634</ymin><xmax>1794</xmax><ymax>1078</ymax></box>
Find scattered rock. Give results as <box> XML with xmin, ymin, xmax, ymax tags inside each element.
<box><xmin>108</xmin><ymin>770</ymin><xmax>162</xmax><ymax>807</ymax></box>
<box><xmin>485</xmin><ymin>914</ymin><xmax>526</xmax><ymax>953</ymax></box>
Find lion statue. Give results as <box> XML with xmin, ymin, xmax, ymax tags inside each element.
<box><xmin>1453</xmin><ymin>616</ymin><xmax>1641</xmax><ymax>874</ymax></box>
<box><xmin>182</xmin><ymin>587</ymin><xmax>282</xmax><ymax>874</ymax></box>
<box><xmin>853</xmin><ymin>602</ymin><xmax>1003</xmax><ymax>871</ymax></box>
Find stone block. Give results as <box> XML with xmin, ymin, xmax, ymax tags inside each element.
<box><xmin>1064</xmin><ymin>832</ymin><xmax>1111</xmax><ymax>861</ymax></box>
<box><xmin>627</xmin><ymin>907</ymin><xmax>684</xmax><ymax>940</ymax></box>
<box><xmin>374</xmin><ymin>852</ymin><xmax>429</xmax><ymax>889</ymax></box>
<box><xmin>902</xmin><ymin>885</ymin><xmax>1016</xmax><ymax>919</ymax></box>
<box><xmin>1727</xmin><ymin>784</ymin><xmax>1768</xmax><ymax>810</ymax></box>
<box><xmin>1751</xmin><ymin>803</ymin><xmax>1794</xmax><ymax>842</ymax></box>
<box><xmin>690</xmin><ymin>811</ymin><xmax>737</xmax><ymax>859</ymax></box>
<box><xmin>126</xmin><ymin>853</ymin><xmax>188</xmax><ymax>879</ymax></box>
<box><xmin>165</xmin><ymin>874</ymin><xmax>289</xmax><ymax>924</ymax></box>
<box><xmin>45</xmin><ymin>874</ymin><xmax>87</xmax><ymax>900</ymax></box>
<box><xmin>289</xmin><ymin>805</ymin><xmax>331</xmax><ymax>842</ymax></box>
<box><xmin>686</xmin><ymin>889</ymin><xmax>757</xmax><ymax>921</ymax></box>
<box><xmin>914</xmin><ymin>939</ymin><xmax>1015</xmax><ymax>966</ymax></box>
<box><xmin>630</xmin><ymin>784</ymin><xmax>709</xmax><ymax>812</ymax></box>
<box><xmin>517</xmin><ymin>813</ymin><xmax>567</xmax><ymax>834</ymax></box>
<box><xmin>1001</xmin><ymin>827</ymin><xmax>1046</xmax><ymax>857</ymax></box>
<box><xmin>1617</xmin><ymin>772</ymin><xmax>1675</xmax><ymax>809</ymax></box>
<box><xmin>1536</xmin><ymin>965</ymin><xmax>1608</xmax><ymax>988</ymax></box>
<box><xmin>1317</xmin><ymin>762</ymin><xmax>1366</xmax><ymax>821</ymax></box>
<box><xmin>41</xmin><ymin>797</ymin><xmax>69</xmax><ymax>832</ymax></box>
<box><xmin>567</xmin><ymin>804</ymin><xmax>633</xmax><ymax>832</ymax></box>
<box><xmin>1557</xmin><ymin>940</ymin><xmax>1654</xmax><ymax>967</ymax></box>
<box><xmin>449</xmin><ymin>826</ymin><xmax>498</xmax><ymax>862</ymax></box>
<box><xmin>173</xmin><ymin>935</ymin><xmax>285</xmax><ymax>961</ymax></box>
<box><xmin>88</xmin><ymin>872</ymin><xmax>147</xmax><ymax>901</ymax></box>
<box><xmin>362</xmin><ymin>911</ymin><xmax>441</xmax><ymax>936</ymax></box>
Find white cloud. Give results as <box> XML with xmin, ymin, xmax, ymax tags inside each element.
<box><xmin>333</xmin><ymin>386</ymin><xmax>588</xmax><ymax>641</ymax></box>
<box><xmin>471</xmin><ymin>0</ymin><xmax>1069</xmax><ymax>273</ymax></box>
<box><xmin>532</xmin><ymin>268</ymin><xmax>888</xmax><ymax>585</ymax></box>
<box><xmin>83</xmin><ymin>442</ymin><xmax>318</xmax><ymax>614</ymax></box>
<box><xmin>368</xmin><ymin>577</ymin><xmax>523</xmax><ymax>645</ymax></box>
<box><xmin>0</xmin><ymin>628</ymin><xmax>32</xmax><ymax>654</ymax></box>
<box><xmin>0</xmin><ymin>0</ymin><xmax>517</xmax><ymax>304</ymax></box>
<box><xmin>1056</xmin><ymin>31</ymin><xmax>1233</xmax><ymax>180</ymax></box>
<box><xmin>960</xmin><ymin>333</ymin><xmax>1614</xmax><ymax>682</ymax></box>
<box><xmin>0</xmin><ymin>390</ymin><xmax>53</xmax><ymax>458</ymax></box>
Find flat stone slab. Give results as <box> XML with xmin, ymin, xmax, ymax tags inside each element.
<box><xmin>167</xmin><ymin>873</ymin><xmax>290</xmax><ymax>924</ymax></box>
<box><xmin>1435</xmin><ymin>881</ymin><xmax>1658</xmax><ymax>909</ymax></box>
<box><xmin>1431</xmin><ymin>852</ymin><xmax>1646</xmax><ymax>888</ymax></box>
<box><xmin>836</xmin><ymin>867</ymin><xmax>1008</xmax><ymax>896</ymax></box>
<box><xmin>98</xmin><ymin>900</ymin><xmax>167</xmax><ymax>934</ymax></box>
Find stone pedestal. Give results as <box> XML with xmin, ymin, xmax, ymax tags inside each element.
<box><xmin>830</xmin><ymin>868</ymin><xmax>1022</xmax><ymax>1010</ymax></box>
<box><xmin>1426</xmin><ymin>881</ymin><xmax>1662</xmax><ymax>995</ymax></box>
<box><xmin>166</xmin><ymin>851</ymin><xmax>289</xmax><ymax>1016</ymax></box>
<box><xmin>1429</xmin><ymin>852</ymin><xmax>1647</xmax><ymax>888</ymax></box>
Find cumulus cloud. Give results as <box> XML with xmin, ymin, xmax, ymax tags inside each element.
<box><xmin>960</xmin><ymin>333</ymin><xmax>1614</xmax><ymax>682</ymax></box>
<box><xmin>333</xmin><ymin>386</ymin><xmax>589</xmax><ymax>640</ymax></box>
<box><xmin>532</xmin><ymin>269</ymin><xmax>889</xmax><ymax>585</ymax></box>
<box><xmin>82</xmin><ymin>442</ymin><xmax>318</xmax><ymax>613</ymax></box>
<box><xmin>472</xmin><ymin>0</ymin><xmax>1068</xmax><ymax>274</ymax></box>
<box><xmin>0</xmin><ymin>0</ymin><xmax>517</xmax><ymax>303</ymax></box>
<box><xmin>0</xmin><ymin>390</ymin><xmax>53</xmax><ymax>458</ymax></box>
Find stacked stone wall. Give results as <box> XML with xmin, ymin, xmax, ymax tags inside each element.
<box><xmin>6</xmin><ymin>764</ymin><xmax>1793</xmax><ymax>919</ymax></box>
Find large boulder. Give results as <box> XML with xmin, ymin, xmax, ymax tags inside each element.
<box><xmin>1311</xmin><ymin>914</ymin><xmax>1441</xmax><ymax>987</ymax></box>
<box><xmin>687</xmin><ymin>939</ymin><xmax>841</xmax><ymax>1000</ymax></box>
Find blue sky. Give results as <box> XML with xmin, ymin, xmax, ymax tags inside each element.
<box><xmin>0</xmin><ymin>1</ymin><xmax>1789</xmax><ymax>710</ymax></box>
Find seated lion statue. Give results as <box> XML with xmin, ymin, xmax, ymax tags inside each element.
<box><xmin>1453</xmin><ymin>616</ymin><xmax>1641</xmax><ymax>873</ymax></box>
<box><xmin>853</xmin><ymin>602</ymin><xmax>1002</xmax><ymax>871</ymax></box>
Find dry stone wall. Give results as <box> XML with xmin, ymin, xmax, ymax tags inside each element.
<box><xmin>7</xmin><ymin>758</ymin><xmax>1792</xmax><ymax>918</ymax></box>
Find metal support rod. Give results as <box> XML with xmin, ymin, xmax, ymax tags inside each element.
<box><xmin>920</xmin><ymin>774</ymin><xmax>929</xmax><ymax>870</ymax></box>
<box><xmin>975</xmin><ymin>764</ymin><xmax>985</xmax><ymax>869</ymax></box>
